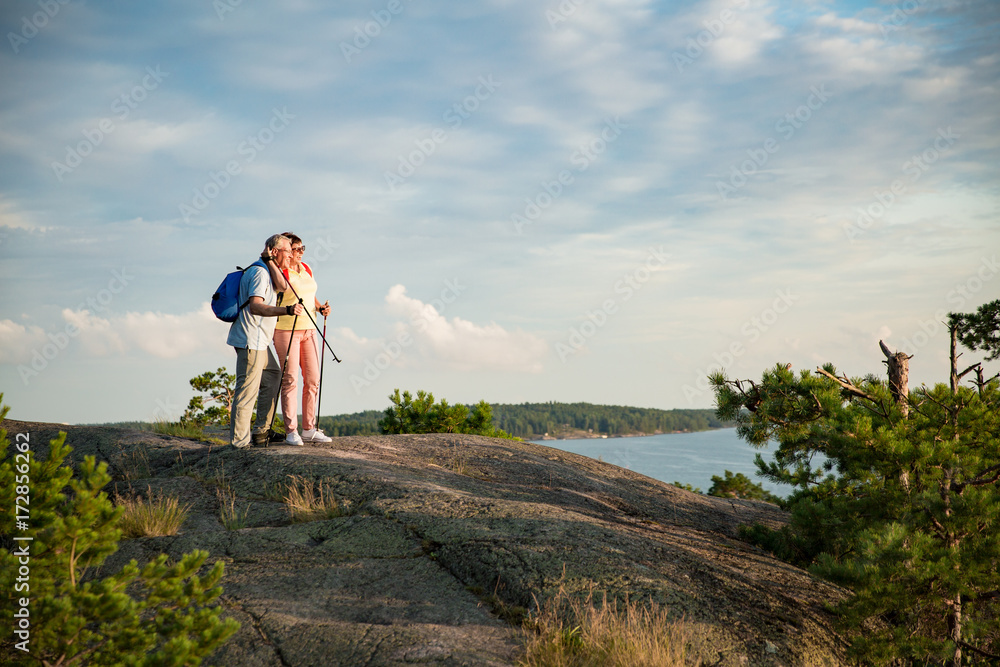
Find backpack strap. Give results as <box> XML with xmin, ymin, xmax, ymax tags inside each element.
<box><xmin>240</xmin><ymin>260</ymin><xmax>269</xmax><ymax>313</ymax></box>
<box><xmin>236</xmin><ymin>266</ymin><xmax>251</xmax><ymax>313</ymax></box>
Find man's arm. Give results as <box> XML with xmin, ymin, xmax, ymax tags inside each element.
<box><xmin>247</xmin><ymin>296</ymin><xmax>302</xmax><ymax>318</ymax></box>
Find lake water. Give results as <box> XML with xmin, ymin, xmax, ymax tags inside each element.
<box><xmin>532</xmin><ymin>428</ymin><xmax>790</xmax><ymax>497</ymax></box>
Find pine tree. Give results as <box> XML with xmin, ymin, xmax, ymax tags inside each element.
<box><xmin>180</xmin><ymin>367</ymin><xmax>236</xmax><ymax>427</ymax></box>
<box><xmin>0</xmin><ymin>399</ymin><xmax>240</xmax><ymax>665</ymax></box>
<box><xmin>711</xmin><ymin>303</ymin><xmax>1000</xmax><ymax>665</ymax></box>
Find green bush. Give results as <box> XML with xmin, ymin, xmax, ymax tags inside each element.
<box><xmin>707</xmin><ymin>470</ymin><xmax>782</xmax><ymax>504</ymax></box>
<box><xmin>379</xmin><ymin>389</ymin><xmax>518</xmax><ymax>439</ymax></box>
<box><xmin>0</xmin><ymin>398</ymin><xmax>239</xmax><ymax>665</ymax></box>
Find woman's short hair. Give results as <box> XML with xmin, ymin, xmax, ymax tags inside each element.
<box><xmin>281</xmin><ymin>232</ymin><xmax>302</xmax><ymax>246</ymax></box>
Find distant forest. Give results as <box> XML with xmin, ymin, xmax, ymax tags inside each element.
<box><xmin>490</xmin><ymin>403</ymin><xmax>730</xmax><ymax>438</ymax></box>
<box><xmin>103</xmin><ymin>403</ymin><xmax>730</xmax><ymax>440</ymax></box>
<box><xmin>314</xmin><ymin>403</ymin><xmax>729</xmax><ymax>439</ymax></box>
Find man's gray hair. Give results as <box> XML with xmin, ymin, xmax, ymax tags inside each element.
<box><xmin>265</xmin><ymin>234</ymin><xmax>289</xmax><ymax>251</ymax></box>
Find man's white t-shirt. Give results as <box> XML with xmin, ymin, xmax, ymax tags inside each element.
<box><xmin>226</xmin><ymin>260</ymin><xmax>278</xmax><ymax>350</ymax></box>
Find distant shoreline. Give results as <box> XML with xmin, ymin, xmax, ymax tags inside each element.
<box><xmin>533</xmin><ymin>426</ymin><xmax>733</xmax><ymax>442</ymax></box>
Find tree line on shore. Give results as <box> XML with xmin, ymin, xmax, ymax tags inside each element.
<box><xmin>312</xmin><ymin>402</ymin><xmax>729</xmax><ymax>439</ymax></box>
<box><xmin>106</xmin><ymin>403</ymin><xmax>729</xmax><ymax>441</ymax></box>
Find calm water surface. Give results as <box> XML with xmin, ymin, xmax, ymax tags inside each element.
<box><xmin>532</xmin><ymin>428</ymin><xmax>789</xmax><ymax>497</ymax></box>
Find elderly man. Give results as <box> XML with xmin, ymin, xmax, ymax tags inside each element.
<box><xmin>228</xmin><ymin>234</ymin><xmax>303</xmax><ymax>448</ymax></box>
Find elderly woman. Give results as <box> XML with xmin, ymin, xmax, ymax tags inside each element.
<box><xmin>272</xmin><ymin>232</ymin><xmax>332</xmax><ymax>445</ymax></box>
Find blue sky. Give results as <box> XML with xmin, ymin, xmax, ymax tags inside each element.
<box><xmin>1</xmin><ymin>0</ymin><xmax>998</xmax><ymax>424</ymax></box>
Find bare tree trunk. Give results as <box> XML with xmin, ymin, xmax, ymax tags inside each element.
<box><xmin>880</xmin><ymin>340</ymin><xmax>912</xmax><ymax>417</ymax></box>
<box><xmin>950</xmin><ymin>325</ymin><xmax>960</xmax><ymax>393</ymax></box>
<box><xmin>949</xmin><ymin>598</ymin><xmax>964</xmax><ymax>666</ymax></box>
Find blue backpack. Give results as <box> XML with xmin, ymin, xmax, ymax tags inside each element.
<box><xmin>211</xmin><ymin>267</ymin><xmax>249</xmax><ymax>322</ymax></box>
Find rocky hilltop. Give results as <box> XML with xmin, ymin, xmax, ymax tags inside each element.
<box><xmin>4</xmin><ymin>420</ymin><xmax>849</xmax><ymax>666</ymax></box>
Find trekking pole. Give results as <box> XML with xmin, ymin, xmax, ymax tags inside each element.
<box><xmin>281</xmin><ymin>309</ymin><xmax>300</xmax><ymax>389</ymax></box>
<box><xmin>317</xmin><ymin>308</ymin><xmax>328</xmax><ymax>421</ymax></box>
<box><xmin>282</xmin><ymin>281</ymin><xmax>341</xmax><ymax>363</ymax></box>
<box><xmin>269</xmin><ymin>306</ymin><xmax>299</xmax><ymax>443</ymax></box>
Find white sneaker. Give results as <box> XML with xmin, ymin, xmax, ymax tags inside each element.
<box><xmin>284</xmin><ymin>431</ymin><xmax>304</xmax><ymax>446</ymax></box>
<box><xmin>302</xmin><ymin>428</ymin><xmax>332</xmax><ymax>443</ymax></box>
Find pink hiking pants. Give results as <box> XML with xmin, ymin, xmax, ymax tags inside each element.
<box><xmin>272</xmin><ymin>329</ymin><xmax>320</xmax><ymax>433</ymax></box>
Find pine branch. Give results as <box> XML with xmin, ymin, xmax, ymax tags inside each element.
<box><xmin>963</xmin><ymin>590</ymin><xmax>1000</xmax><ymax>603</ymax></box>
<box><xmin>962</xmin><ymin>463</ymin><xmax>1000</xmax><ymax>488</ymax></box>
<box><xmin>956</xmin><ymin>639</ymin><xmax>1000</xmax><ymax>661</ymax></box>
<box><xmin>815</xmin><ymin>367</ymin><xmax>877</xmax><ymax>402</ymax></box>
<box><xmin>956</xmin><ymin>362</ymin><xmax>981</xmax><ymax>382</ymax></box>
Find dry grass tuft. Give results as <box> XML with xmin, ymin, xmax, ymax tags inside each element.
<box><xmin>116</xmin><ymin>487</ymin><xmax>190</xmax><ymax>538</ymax></box>
<box><xmin>217</xmin><ymin>486</ymin><xmax>251</xmax><ymax>530</ymax></box>
<box><xmin>284</xmin><ymin>475</ymin><xmax>343</xmax><ymax>523</ymax></box>
<box><xmin>110</xmin><ymin>440</ymin><xmax>151</xmax><ymax>482</ymax></box>
<box><xmin>518</xmin><ymin>587</ymin><xmax>699</xmax><ymax>667</ymax></box>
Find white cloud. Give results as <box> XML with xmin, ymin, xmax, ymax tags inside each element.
<box><xmin>0</xmin><ymin>196</ymin><xmax>49</xmax><ymax>232</ymax></box>
<box><xmin>814</xmin><ymin>12</ymin><xmax>884</xmax><ymax>36</ymax></box>
<box><xmin>0</xmin><ymin>319</ymin><xmax>49</xmax><ymax>363</ymax></box>
<box><xmin>708</xmin><ymin>3</ymin><xmax>783</xmax><ymax>66</ymax></box>
<box><xmin>61</xmin><ymin>303</ymin><xmax>227</xmax><ymax>359</ymax></box>
<box><xmin>359</xmin><ymin>284</ymin><xmax>551</xmax><ymax>372</ymax></box>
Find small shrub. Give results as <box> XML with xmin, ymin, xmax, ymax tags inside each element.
<box><xmin>380</xmin><ymin>389</ymin><xmax>519</xmax><ymax>439</ymax></box>
<box><xmin>284</xmin><ymin>475</ymin><xmax>343</xmax><ymax>523</ymax></box>
<box><xmin>519</xmin><ymin>587</ymin><xmax>699</xmax><ymax>667</ymax></box>
<box><xmin>116</xmin><ymin>487</ymin><xmax>190</xmax><ymax>538</ymax></box>
<box><xmin>0</xmin><ymin>398</ymin><xmax>239</xmax><ymax>666</ymax></box>
<box><xmin>707</xmin><ymin>470</ymin><xmax>782</xmax><ymax>504</ymax></box>
<box><xmin>671</xmin><ymin>481</ymin><xmax>702</xmax><ymax>494</ymax></box>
